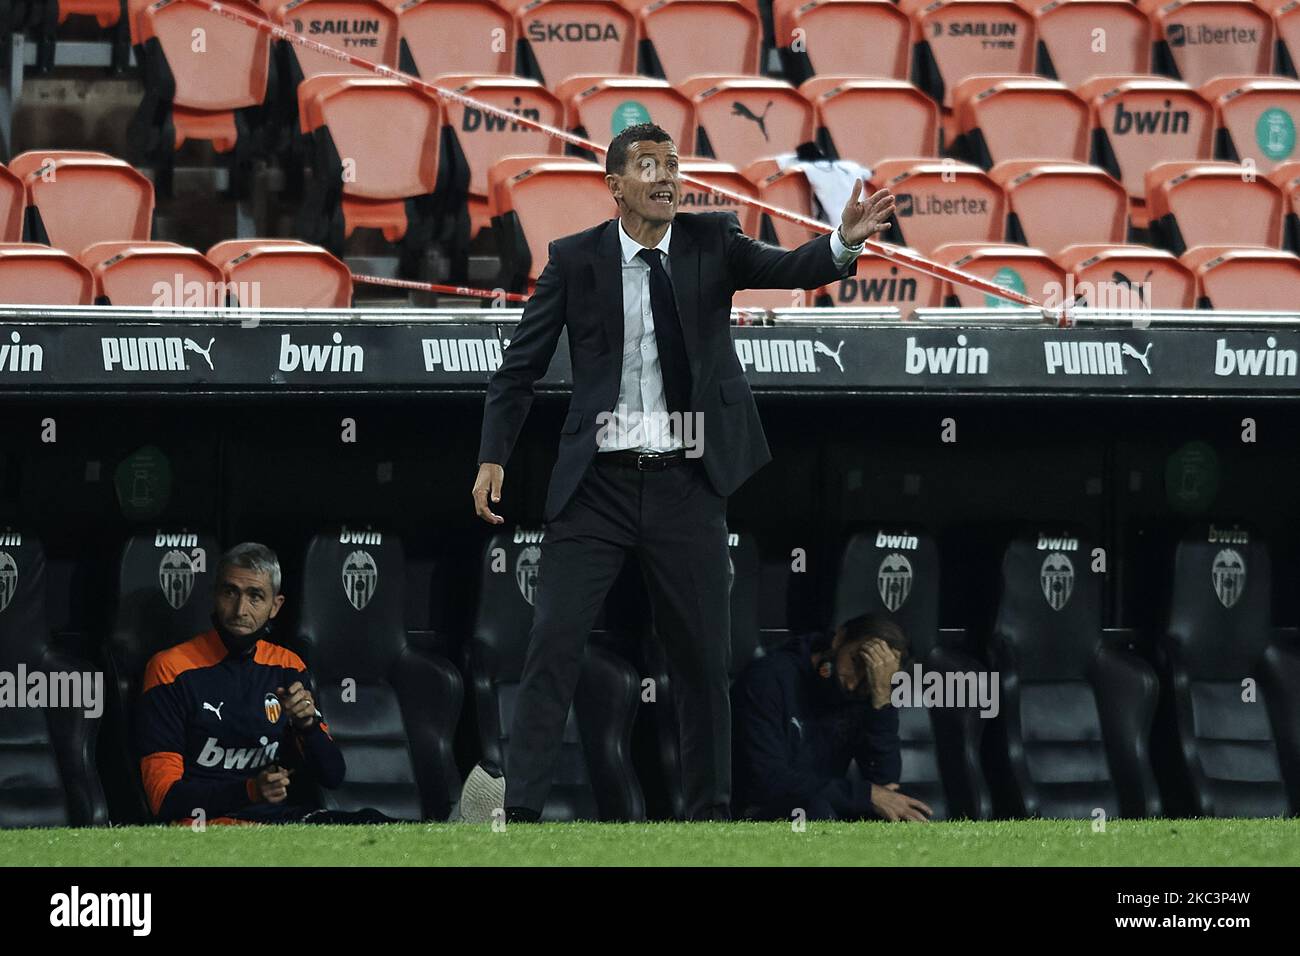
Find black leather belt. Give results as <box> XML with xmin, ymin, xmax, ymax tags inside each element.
<box><xmin>596</xmin><ymin>449</ymin><xmax>688</xmax><ymax>471</ymax></box>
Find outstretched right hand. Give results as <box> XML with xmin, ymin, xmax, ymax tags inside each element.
<box><xmin>473</xmin><ymin>462</ymin><xmax>505</xmax><ymax>525</ymax></box>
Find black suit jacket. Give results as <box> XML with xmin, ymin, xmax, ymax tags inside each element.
<box><xmin>478</xmin><ymin>211</ymin><xmax>858</xmax><ymax>522</ymax></box>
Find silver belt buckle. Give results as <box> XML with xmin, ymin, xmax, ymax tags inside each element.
<box><xmin>636</xmin><ymin>453</ymin><xmax>655</xmax><ymax>471</ymax></box>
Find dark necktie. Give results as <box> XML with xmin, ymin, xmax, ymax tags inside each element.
<box><xmin>635</xmin><ymin>247</ymin><xmax>692</xmax><ymax>417</ymax></box>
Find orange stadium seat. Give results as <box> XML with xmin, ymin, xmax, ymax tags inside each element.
<box><xmin>80</xmin><ymin>240</ymin><xmax>225</xmax><ymax>307</ymax></box>
<box><xmin>438</xmin><ymin>75</ymin><xmax>565</xmax><ymax>246</ymax></box>
<box><xmin>266</xmin><ymin>0</ymin><xmax>401</xmax><ymax>163</ymax></box>
<box><xmin>1198</xmin><ymin>76</ymin><xmax>1300</xmax><ymax>174</ymax></box>
<box><xmin>18</xmin><ymin>156</ymin><xmax>154</xmax><ymax>255</ymax></box>
<box><xmin>772</xmin><ymin>0</ymin><xmax>910</xmax><ymax>85</ymax></box>
<box><xmin>1078</xmin><ymin>75</ymin><xmax>1214</xmax><ymax>228</ymax></box>
<box><xmin>1014</xmin><ymin>0</ymin><xmax>1150</xmax><ymax>87</ymax></box>
<box><xmin>1256</xmin><ymin>0</ymin><xmax>1300</xmax><ymax>78</ymax></box>
<box><xmin>296</xmin><ymin>75</ymin><xmax>455</xmax><ymax>274</ymax></box>
<box><xmin>270</xmin><ymin>0</ymin><xmax>400</xmax><ymax>81</ymax></box>
<box><xmin>514</xmin><ymin>0</ymin><xmax>637</xmax><ymax>89</ymax></box>
<box><xmin>818</xmin><ymin>249</ymin><xmax>947</xmax><ymax>310</ymax></box>
<box><xmin>1144</xmin><ymin>160</ymin><xmax>1285</xmax><ymax>254</ymax></box>
<box><xmin>127</xmin><ymin>0</ymin><xmax>272</xmax><ymax>190</ymax></box>
<box><xmin>1140</xmin><ymin>0</ymin><xmax>1272</xmax><ymax>87</ymax></box>
<box><xmin>394</xmin><ymin>0</ymin><xmax>514</xmax><ymax>78</ymax></box>
<box><xmin>800</xmin><ymin>77</ymin><xmax>940</xmax><ymax>167</ymax></box>
<box><xmin>1180</xmin><ymin>244</ymin><xmax>1300</xmax><ymax>308</ymax></box>
<box><xmin>990</xmin><ymin>160</ymin><xmax>1129</xmax><ymax>255</ymax></box>
<box><xmin>741</xmin><ymin>158</ymin><xmax>820</xmax><ymax>248</ymax></box>
<box><xmin>731</xmin><ymin>0</ymin><xmax>774</xmax><ymax>46</ymax></box>
<box><xmin>951</xmin><ymin>74</ymin><xmax>1090</xmax><ymax>168</ymax></box>
<box><xmin>554</xmin><ymin>75</ymin><xmax>696</xmax><ymax>157</ymax></box>
<box><xmin>488</xmin><ymin>157</ymin><xmax>611</xmax><ymax>289</ymax></box>
<box><xmin>487</xmin><ymin>154</ymin><xmax>597</xmax><ymax>214</ymax></box>
<box><xmin>678</xmin><ymin>159</ymin><xmax>762</xmax><ymax>235</ymax></box>
<box><xmin>1270</xmin><ymin>160</ymin><xmax>1300</xmax><ymax>251</ymax></box>
<box><xmin>1053</xmin><ymin>242</ymin><xmax>1196</xmax><ymax>309</ymax></box>
<box><xmin>206</xmin><ymin>239</ymin><xmax>354</xmax><ymax>307</ymax></box>
<box><xmin>871</xmin><ymin>158</ymin><xmax>1006</xmax><ymax>257</ymax></box>
<box><xmin>626</xmin><ymin>0</ymin><xmax>762</xmax><ymax>84</ymax></box>
<box><xmin>901</xmin><ymin>0</ymin><xmax>1035</xmax><ymax>120</ymax></box>
<box><xmin>8</xmin><ymin>149</ymin><xmax>114</xmax><ymax>180</ymax></box>
<box><xmin>0</xmin><ymin>165</ymin><xmax>25</xmax><ymax>244</ymax></box>
<box><xmin>677</xmin><ymin>76</ymin><xmax>815</xmax><ymax>170</ymax></box>
<box><xmin>931</xmin><ymin>241</ymin><xmax>1067</xmax><ymax>307</ymax></box>
<box><xmin>0</xmin><ymin>244</ymin><xmax>94</xmax><ymax>305</ymax></box>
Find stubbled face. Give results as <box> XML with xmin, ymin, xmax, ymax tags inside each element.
<box><xmin>608</xmin><ymin>140</ymin><xmax>680</xmax><ymax>224</ymax></box>
<box><xmin>214</xmin><ymin>567</ymin><xmax>282</xmax><ymax>636</ymax></box>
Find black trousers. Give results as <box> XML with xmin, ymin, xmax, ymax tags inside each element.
<box><xmin>504</xmin><ymin>454</ymin><xmax>732</xmax><ymax>820</ymax></box>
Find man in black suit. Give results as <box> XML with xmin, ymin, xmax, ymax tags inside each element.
<box><xmin>466</xmin><ymin>122</ymin><xmax>895</xmax><ymax>822</ymax></box>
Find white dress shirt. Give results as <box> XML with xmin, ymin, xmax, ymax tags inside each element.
<box><xmin>599</xmin><ymin>218</ymin><xmax>863</xmax><ymax>453</ymax></box>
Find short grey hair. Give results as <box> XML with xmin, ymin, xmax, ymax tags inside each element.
<box><xmin>215</xmin><ymin>542</ymin><xmax>281</xmax><ymax>596</ymax></box>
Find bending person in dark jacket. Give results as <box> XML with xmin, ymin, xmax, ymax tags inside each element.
<box><xmin>732</xmin><ymin>613</ymin><xmax>932</xmax><ymax>822</ymax></box>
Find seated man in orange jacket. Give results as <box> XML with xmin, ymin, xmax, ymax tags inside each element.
<box><xmin>136</xmin><ymin>542</ymin><xmax>386</xmax><ymax>824</ymax></box>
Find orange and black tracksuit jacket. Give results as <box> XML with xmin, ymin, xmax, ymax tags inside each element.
<box><xmin>136</xmin><ymin>629</ymin><xmax>345</xmax><ymax>823</ymax></box>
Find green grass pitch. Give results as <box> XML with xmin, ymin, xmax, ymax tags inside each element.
<box><xmin>2</xmin><ymin>818</ymin><xmax>1297</xmax><ymax>866</ymax></box>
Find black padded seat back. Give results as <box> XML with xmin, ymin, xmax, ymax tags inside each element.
<box><xmin>991</xmin><ymin>530</ymin><xmax>1127</xmax><ymax>818</ymax></box>
<box><xmin>110</xmin><ymin>529</ymin><xmax>221</xmax><ymax>700</ymax></box>
<box><xmin>1164</xmin><ymin>525</ymin><xmax>1286</xmax><ymax>816</ymax></box>
<box><xmin>472</xmin><ymin>527</ymin><xmax>599</xmax><ymax>820</ymax></box>
<box><xmin>832</xmin><ymin>527</ymin><xmax>940</xmax><ymax>659</ymax></box>
<box><xmin>0</xmin><ymin>531</ymin><xmax>71</xmax><ymax>828</ymax></box>
<box><xmin>470</xmin><ymin>526</ymin><xmax>647</xmax><ymax>821</ymax></box>
<box><xmin>1167</xmin><ymin>524</ymin><xmax>1271</xmax><ymax>679</ymax></box>
<box><xmin>103</xmin><ymin>529</ymin><xmax>221</xmax><ymax>821</ymax></box>
<box><xmin>299</xmin><ymin>527</ymin><xmax>406</xmax><ymax>675</ymax></box>
<box><xmin>833</xmin><ymin>528</ymin><xmax>961</xmax><ymax>817</ymax></box>
<box><xmin>298</xmin><ymin>527</ymin><xmax>423</xmax><ymax>820</ymax></box>
<box><xmin>472</xmin><ymin>526</ymin><xmax>549</xmax><ymax>675</ymax></box>
<box><xmin>994</xmin><ymin>530</ymin><xmax>1101</xmax><ymax>680</ymax></box>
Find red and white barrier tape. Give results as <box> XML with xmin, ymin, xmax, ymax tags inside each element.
<box><xmin>188</xmin><ymin>0</ymin><xmax>1058</xmax><ymax>319</ymax></box>
<box><xmin>351</xmin><ymin>273</ymin><xmax>530</xmax><ymax>302</ymax></box>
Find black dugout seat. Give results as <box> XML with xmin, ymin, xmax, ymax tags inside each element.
<box><xmin>297</xmin><ymin>527</ymin><xmax>463</xmax><ymax>821</ymax></box>
<box><xmin>985</xmin><ymin>530</ymin><xmax>1161</xmax><ymax>819</ymax></box>
<box><xmin>102</xmin><ymin>529</ymin><xmax>220</xmax><ymax>823</ymax></box>
<box><xmin>468</xmin><ymin>527</ymin><xmax>644</xmax><ymax>821</ymax></box>
<box><xmin>1155</xmin><ymin>525</ymin><xmax>1299</xmax><ymax>816</ymax></box>
<box><xmin>831</xmin><ymin>527</ymin><xmax>991</xmax><ymax>820</ymax></box>
<box><xmin>0</xmin><ymin>530</ymin><xmax>106</xmax><ymax>828</ymax></box>
<box><xmin>644</xmin><ymin>530</ymin><xmax>763</xmax><ymax>820</ymax></box>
